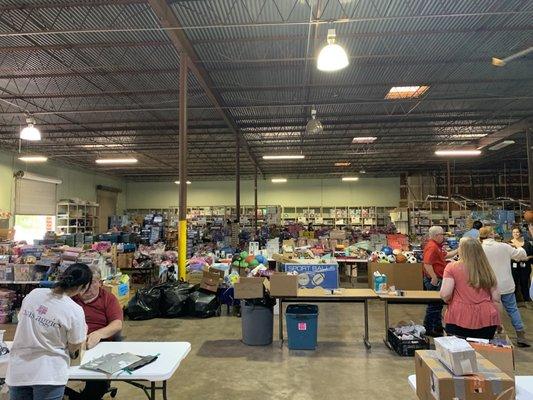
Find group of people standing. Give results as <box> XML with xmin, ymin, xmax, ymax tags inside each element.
<box><xmin>423</xmin><ymin>222</ymin><xmax>533</xmax><ymax>347</ymax></box>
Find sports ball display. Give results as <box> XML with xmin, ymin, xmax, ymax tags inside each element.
<box><xmin>378</xmin><ymin>252</ymin><xmax>390</xmax><ymax>263</ymax></box>
<box><xmin>381</xmin><ymin>246</ymin><xmax>393</xmax><ymax>256</ymax></box>
<box><xmin>392</xmin><ymin>249</ymin><xmax>402</xmax><ymax>256</ymax></box>
<box><xmin>395</xmin><ymin>254</ymin><xmax>407</xmax><ymax>263</ymax></box>
<box><xmin>387</xmin><ymin>254</ymin><xmax>396</xmax><ymax>263</ymax></box>
<box><xmin>407</xmin><ymin>255</ymin><xmax>417</xmax><ymax>263</ymax></box>
<box><xmin>524</xmin><ymin>210</ymin><xmax>533</xmax><ymax>223</ymax></box>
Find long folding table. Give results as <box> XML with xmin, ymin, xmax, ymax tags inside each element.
<box><xmin>275</xmin><ymin>288</ymin><xmax>378</xmax><ymax>349</ymax></box>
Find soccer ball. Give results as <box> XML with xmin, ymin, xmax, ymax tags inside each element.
<box><xmin>387</xmin><ymin>254</ymin><xmax>396</xmax><ymax>263</ymax></box>
<box><xmin>378</xmin><ymin>252</ymin><xmax>390</xmax><ymax>263</ymax></box>
<box><xmin>407</xmin><ymin>255</ymin><xmax>417</xmax><ymax>263</ymax></box>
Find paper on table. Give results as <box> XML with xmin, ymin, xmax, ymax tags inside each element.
<box><xmin>81</xmin><ymin>353</ymin><xmax>141</xmax><ymax>375</ymax></box>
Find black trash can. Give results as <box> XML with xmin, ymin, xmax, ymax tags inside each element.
<box><xmin>241</xmin><ymin>300</ymin><xmax>273</xmax><ymax>346</ymax></box>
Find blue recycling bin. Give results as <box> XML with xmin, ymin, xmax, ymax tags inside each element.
<box><xmin>286</xmin><ymin>304</ymin><xmax>319</xmax><ymax>350</ymax></box>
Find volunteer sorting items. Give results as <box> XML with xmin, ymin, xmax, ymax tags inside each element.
<box><xmin>480</xmin><ymin>226</ymin><xmax>530</xmax><ymax>347</ymax></box>
<box><xmin>440</xmin><ymin>237</ymin><xmax>502</xmax><ymax>339</ymax></box>
<box><xmin>65</xmin><ymin>265</ymin><xmax>123</xmax><ymax>400</ymax></box>
<box><xmin>509</xmin><ymin>226</ymin><xmax>533</xmax><ymax>308</ymax></box>
<box><xmin>6</xmin><ymin>264</ymin><xmax>92</xmax><ymax>400</ymax></box>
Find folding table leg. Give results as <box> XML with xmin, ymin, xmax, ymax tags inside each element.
<box><xmin>279</xmin><ymin>298</ymin><xmax>284</xmax><ymax>348</ymax></box>
<box><xmin>363</xmin><ymin>299</ymin><xmax>371</xmax><ymax>350</ymax></box>
<box><xmin>383</xmin><ymin>300</ymin><xmax>393</xmax><ymax>349</ymax></box>
<box><xmin>150</xmin><ymin>382</ymin><xmax>156</xmax><ymax>400</ymax></box>
<box><xmin>162</xmin><ymin>380</ymin><xmax>168</xmax><ymax>400</ymax></box>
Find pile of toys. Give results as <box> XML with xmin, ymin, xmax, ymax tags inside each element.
<box><xmin>368</xmin><ymin>246</ymin><xmax>419</xmax><ymax>264</ymax></box>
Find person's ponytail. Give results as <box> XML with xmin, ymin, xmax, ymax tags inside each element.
<box><xmin>56</xmin><ymin>263</ymin><xmax>92</xmax><ymax>291</ymax></box>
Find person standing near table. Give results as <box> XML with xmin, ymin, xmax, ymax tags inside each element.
<box><xmin>509</xmin><ymin>226</ymin><xmax>533</xmax><ymax>308</ymax></box>
<box><xmin>480</xmin><ymin>226</ymin><xmax>530</xmax><ymax>347</ymax></box>
<box><xmin>423</xmin><ymin>226</ymin><xmax>458</xmax><ymax>336</ymax></box>
<box><xmin>66</xmin><ymin>266</ymin><xmax>123</xmax><ymax>400</ymax></box>
<box><xmin>440</xmin><ymin>237</ymin><xmax>502</xmax><ymax>339</ymax></box>
<box><xmin>463</xmin><ymin>220</ymin><xmax>483</xmax><ymax>239</ymax></box>
<box><xmin>6</xmin><ymin>264</ymin><xmax>92</xmax><ymax>400</ymax></box>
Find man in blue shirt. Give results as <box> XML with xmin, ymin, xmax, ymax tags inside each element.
<box><xmin>463</xmin><ymin>220</ymin><xmax>482</xmax><ymax>239</ymax></box>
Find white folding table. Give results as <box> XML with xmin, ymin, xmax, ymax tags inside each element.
<box><xmin>408</xmin><ymin>374</ymin><xmax>533</xmax><ymax>400</ymax></box>
<box><xmin>0</xmin><ymin>341</ymin><xmax>191</xmax><ymax>400</ymax></box>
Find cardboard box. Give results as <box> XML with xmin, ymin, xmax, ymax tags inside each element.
<box><xmin>187</xmin><ymin>270</ymin><xmax>203</xmax><ymax>285</ymax></box>
<box><xmin>415</xmin><ymin>350</ymin><xmax>514</xmax><ymax>400</ymax></box>
<box><xmin>0</xmin><ymin>229</ymin><xmax>14</xmax><ymax>241</ymax></box>
<box><xmin>69</xmin><ymin>342</ymin><xmax>86</xmax><ymax>367</ymax></box>
<box><xmin>200</xmin><ymin>269</ymin><xmax>223</xmax><ymax>293</ymax></box>
<box><xmin>117</xmin><ymin>253</ymin><xmax>132</xmax><ymax>269</ymax></box>
<box><xmin>434</xmin><ymin>336</ymin><xmax>478</xmax><ymax>375</ymax></box>
<box><xmin>234</xmin><ymin>277</ymin><xmax>266</xmax><ymax>299</ymax></box>
<box><xmin>368</xmin><ymin>262</ymin><xmax>423</xmax><ymax>290</ymax></box>
<box><xmin>469</xmin><ymin>336</ymin><xmax>515</xmax><ymax>378</ymax></box>
<box><xmin>329</xmin><ymin>229</ymin><xmax>346</xmax><ymax>240</ymax></box>
<box><xmin>103</xmin><ymin>281</ymin><xmax>130</xmax><ymax>302</ymax></box>
<box><xmin>269</xmin><ymin>273</ymin><xmax>298</xmax><ymax>297</ymax></box>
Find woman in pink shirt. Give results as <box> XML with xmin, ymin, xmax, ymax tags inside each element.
<box><xmin>440</xmin><ymin>237</ymin><xmax>502</xmax><ymax>339</ymax></box>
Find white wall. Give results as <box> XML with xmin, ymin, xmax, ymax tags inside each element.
<box><xmin>126</xmin><ymin>177</ymin><xmax>400</xmax><ymax>209</ymax></box>
<box><xmin>0</xmin><ymin>151</ymin><xmax>127</xmax><ymax>225</ymax></box>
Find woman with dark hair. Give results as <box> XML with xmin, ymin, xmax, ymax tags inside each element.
<box><xmin>6</xmin><ymin>263</ymin><xmax>92</xmax><ymax>400</ymax></box>
<box><xmin>510</xmin><ymin>226</ymin><xmax>533</xmax><ymax>308</ymax></box>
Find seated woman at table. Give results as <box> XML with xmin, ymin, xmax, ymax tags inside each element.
<box><xmin>440</xmin><ymin>237</ymin><xmax>502</xmax><ymax>339</ymax></box>
<box><xmin>6</xmin><ymin>263</ymin><xmax>92</xmax><ymax>400</ymax></box>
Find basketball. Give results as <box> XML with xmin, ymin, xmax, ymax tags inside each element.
<box><xmin>524</xmin><ymin>210</ymin><xmax>533</xmax><ymax>223</ymax></box>
<box><xmin>395</xmin><ymin>254</ymin><xmax>407</xmax><ymax>263</ymax></box>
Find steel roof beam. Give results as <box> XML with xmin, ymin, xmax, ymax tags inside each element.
<box><xmin>476</xmin><ymin>118</ymin><xmax>533</xmax><ymax>149</ymax></box>
<box><xmin>147</xmin><ymin>0</ymin><xmax>261</xmax><ymax>174</ymax></box>
<box><xmin>0</xmin><ymin>0</ymin><xmax>145</xmax><ymax>11</ymax></box>
<box><xmin>0</xmin><ymin>40</ymin><xmax>170</xmax><ymax>52</ymax></box>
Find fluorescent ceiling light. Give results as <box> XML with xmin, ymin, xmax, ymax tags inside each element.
<box><xmin>18</xmin><ymin>156</ymin><xmax>48</xmax><ymax>162</ymax></box>
<box><xmin>434</xmin><ymin>150</ymin><xmax>481</xmax><ymax>157</ymax></box>
<box><xmin>20</xmin><ymin>116</ymin><xmax>41</xmax><ymax>141</ymax></box>
<box><xmin>174</xmin><ymin>181</ymin><xmax>191</xmax><ymax>185</ymax></box>
<box><xmin>352</xmin><ymin>136</ymin><xmax>377</xmax><ymax>144</ymax></box>
<box><xmin>262</xmin><ymin>155</ymin><xmax>305</xmax><ymax>160</ymax></box>
<box><xmin>342</xmin><ymin>177</ymin><xmax>359</xmax><ymax>182</ymax></box>
<box><xmin>317</xmin><ymin>29</ymin><xmax>349</xmax><ymax>72</ymax></box>
<box><xmin>271</xmin><ymin>178</ymin><xmax>287</xmax><ymax>183</ymax></box>
<box><xmin>489</xmin><ymin>140</ymin><xmax>515</xmax><ymax>151</ymax></box>
<box><xmin>359</xmin><ymin>169</ymin><xmax>366</xmax><ymax>174</ymax></box>
<box><xmin>385</xmin><ymin>85</ymin><xmax>429</xmax><ymax>99</ymax></box>
<box><xmin>80</xmin><ymin>144</ymin><xmax>122</xmax><ymax>148</ymax></box>
<box><xmin>335</xmin><ymin>162</ymin><xmax>351</xmax><ymax>166</ymax></box>
<box><xmin>95</xmin><ymin>158</ymin><xmax>138</xmax><ymax>164</ymax></box>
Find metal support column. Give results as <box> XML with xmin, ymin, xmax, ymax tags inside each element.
<box><xmin>254</xmin><ymin>166</ymin><xmax>258</xmax><ymax>237</ymax></box>
<box><xmin>178</xmin><ymin>55</ymin><xmax>188</xmax><ymax>281</ymax></box>
<box><xmin>447</xmin><ymin>161</ymin><xmax>452</xmax><ymax>218</ymax></box>
<box><xmin>236</xmin><ymin>132</ymin><xmax>241</xmax><ymax>223</ymax></box>
<box><xmin>527</xmin><ymin>128</ymin><xmax>533</xmax><ymax>207</ymax></box>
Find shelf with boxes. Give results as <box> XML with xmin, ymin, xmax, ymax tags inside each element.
<box><xmin>56</xmin><ymin>200</ymin><xmax>99</xmax><ymax>235</ymax></box>
<box><xmin>282</xmin><ymin>206</ymin><xmax>394</xmax><ymax>229</ymax></box>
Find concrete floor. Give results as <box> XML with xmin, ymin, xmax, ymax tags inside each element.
<box><xmin>103</xmin><ymin>297</ymin><xmax>533</xmax><ymax>400</ymax></box>
<box><xmin>3</xmin><ymin>294</ymin><xmax>533</xmax><ymax>399</ymax></box>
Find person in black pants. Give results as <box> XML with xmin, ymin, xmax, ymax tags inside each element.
<box><xmin>510</xmin><ymin>227</ymin><xmax>533</xmax><ymax>309</ymax></box>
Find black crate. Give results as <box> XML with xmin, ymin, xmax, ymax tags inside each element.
<box><xmin>387</xmin><ymin>328</ymin><xmax>429</xmax><ymax>357</ymax></box>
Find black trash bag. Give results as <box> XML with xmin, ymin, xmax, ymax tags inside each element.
<box><xmin>160</xmin><ymin>282</ymin><xmax>197</xmax><ymax>317</ymax></box>
<box><xmin>125</xmin><ymin>285</ymin><xmax>163</xmax><ymax>321</ymax></box>
<box><xmin>188</xmin><ymin>290</ymin><xmax>221</xmax><ymax>318</ymax></box>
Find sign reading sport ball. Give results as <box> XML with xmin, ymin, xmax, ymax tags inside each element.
<box><xmin>283</xmin><ymin>263</ymin><xmax>339</xmax><ymax>289</ymax></box>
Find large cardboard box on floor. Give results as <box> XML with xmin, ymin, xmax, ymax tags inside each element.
<box><xmin>200</xmin><ymin>268</ymin><xmax>224</xmax><ymax>293</ymax></box>
<box><xmin>234</xmin><ymin>277</ymin><xmax>267</xmax><ymax>299</ymax></box>
<box><xmin>469</xmin><ymin>335</ymin><xmax>515</xmax><ymax>379</ymax></box>
<box><xmin>368</xmin><ymin>262</ymin><xmax>423</xmax><ymax>290</ymax></box>
<box><xmin>269</xmin><ymin>273</ymin><xmax>298</xmax><ymax>297</ymax></box>
<box><xmin>415</xmin><ymin>350</ymin><xmax>514</xmax><ymax>400</ymax></box>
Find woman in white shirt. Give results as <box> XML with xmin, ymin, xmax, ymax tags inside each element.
<box><xmin>6</xmin><ymin>263</ymin><xmax>92</xmax><ymax>400</ymax></box>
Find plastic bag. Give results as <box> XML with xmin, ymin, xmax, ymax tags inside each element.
<box><xmin>188</xmin><ymin>290</ymin><xmax>221</xmax><ymax>318</ymax></box>
<box><xmin>160</xmin><ymin>282</ymin><xmax>196</xmax><ymax>317</ymax></box>
<box><xmin>125</xmin><ymin>286</ymin><xmax>163</xmax><ymax>321</ymax></box>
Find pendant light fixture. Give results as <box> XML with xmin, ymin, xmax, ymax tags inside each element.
<box><xmin>305</xmin><ymin>108</ymin><xmax>323</xmax><ymax>135</ymax></box>
<box><xmin>317</xmin><ymin>29</ymin><xmax>349</xmax><ymax>72</ymax></box>
<box><xmin>20</xmin><ymin>116</ymin><xmax>41</xmax><ymax>141</ymax></box>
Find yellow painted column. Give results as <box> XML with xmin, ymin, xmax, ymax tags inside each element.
<box><xmin>178</xmin><ymin>219</ymin><xmax>187</xmax><ymax>280</ymax></box>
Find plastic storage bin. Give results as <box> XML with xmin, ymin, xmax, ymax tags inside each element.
<box><xmin>387</xmin><ymin>328</ymin><xmax>429</xmax><ymax>356</ymax></box>
<box><xmin>241</xmin><ymin>301</ymin><xmax>273</xmax><ymax>346</ymax></box>
<box><xmin>286</xmin><ymin>304</ymin><xmax>319</xmax><ymax>350</ymax></box>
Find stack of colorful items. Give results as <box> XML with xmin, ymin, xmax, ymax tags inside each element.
<box><xmin>0</xmin><ymin>289</ymin><xmax>16</xmax><ymax>323</ymax></box>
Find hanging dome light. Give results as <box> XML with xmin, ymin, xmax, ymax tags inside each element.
<box><xmin>306</xmin><ymin>108</ymin><xmax>323</xmax><ymax>135</ymax></box>
<box><xmin>20</xmin><ymin>116</ymin><xmax>41</xmax><ymax>141</ymax></box>
<box><xmin>317</xmin><ymin>29</ymin><xmax>349</xmax><ymax>72</ymax></box>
